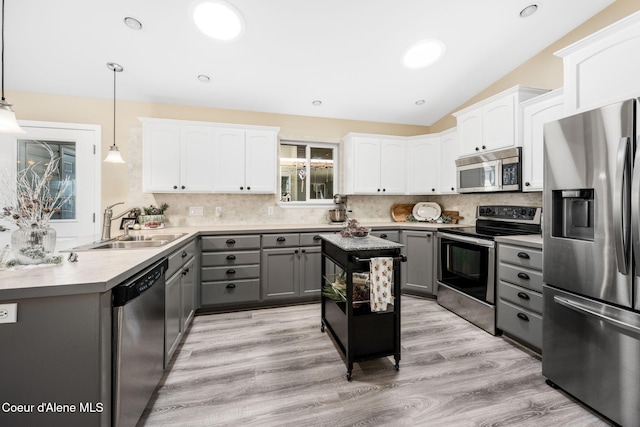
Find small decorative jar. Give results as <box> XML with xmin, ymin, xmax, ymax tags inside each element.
<box><xmin>11</xmin><ymin>225</ymin><xmax>57</xmax><ymax>265</ymax></box>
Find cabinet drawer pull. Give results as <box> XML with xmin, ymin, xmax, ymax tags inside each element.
<box><xmin>181</xmin><ymin>251</ymin><xmax>188</xmax><ymax>258</ymax></box>
<box><xmin>380</xmin><ymin>233</ymin><xmax>388</xmax><ymax>239</ymax></box>
<box><xmin>182</xmin><ymin>268</ymin><xmax>189</xmax><ymax>275</ymax></box>
<box><xmin>226</xmin><ymin>239</ymin><xmax>236</xmax><ymax>245</ymax></box>
<box><xmin>517</xmin><ymin>252</ymin><xmax>530</xmax><ymax>259</ymax></box>
<box><xmin>226</xmin><ymin>255</ymin><xmax>236</xmax><ymax>260</ymax></box>
<box><xmin>517</xmin><ymin>272</ymin><xmax>530</xmax><ymax>280</ymax></box>
<box><xmin>226</xmin><ymin>269</ymin><xmax>236</xmax><ymax>275</ymax></box>
<box><xmin>517</xmin><ymin>312</ymin><xmax>529</xmax><ymax>322</ymax></box>
<box><xmin>226</xmin><ymin>283</ymin><xmax>236</xmax><ymax>289</ymax></box>
<box><xmin>517</xmin><ymin>291</ymin><xmax>530</xmax><ymax>300</ymax></box>
<box><xmin>313</xmin><ymin>235</ymin><xmax>321</xmax><ymax>241</ymax></box>
<box><xmin>276</xmin><ymin>236</ymin><xmax>286</xmax><ymax>242</ymax></box>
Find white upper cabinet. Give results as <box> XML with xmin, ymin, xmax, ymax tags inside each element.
<box><xmin>453</xmin><ymin>86</ymin><xmax>548</xmax><ymax>157</ymax></box>
<box><xmin>438</xmin><ymin>128</ymin><xmax>459</xmax><ymax>194</ymax></box>
<box><xmin>343</xmin><ymin>134</ymin><xmax>406</xmax><ymax>195</ymax></box>
<box><xmin>213</xmin><ymin>128</ymin><xmax>279</xmax><ymax>194</ymax></box>
<box><xmin>521</xmin><ymin>89</ymin><xmax>565</xmax><ymax>192</ymax></box>
<box><xmin>141</xmin><ymin>118</ymin><xmax>279</xmax><ymax>194</ymax></box>
<box><xmin>556</xmin><ymin>11</ymin><xmax>640</xmax><ymax>113</ymax></box>
<box><xmin>142</xmin><ymin>120</ymin><xmax>215</xmax><ymax>192</ymax></box>
<box><xmin>406</xmin><ymin>135</ymin><xmax>439</xmax><ymax>195</ymax></box>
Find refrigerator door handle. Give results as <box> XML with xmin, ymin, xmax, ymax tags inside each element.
<box><xmin>632</xmin><ymin>138</ymin><xmax>640</xmax><ymax>268</ymax></box>
<box><xmin>554</xmin><ymin>295</ymin><xmax>640</xmax><ymax>335</ymax></box>
<box><xmin>614</xmin><ymin>137</ymin><xmax>631</xmax><ymax>274</ymax></box>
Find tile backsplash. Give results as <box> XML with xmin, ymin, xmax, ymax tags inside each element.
<box><xmin>128</xmin><ymin>125</ymin><xmax>542</xmax><ymax>227</ymax></box>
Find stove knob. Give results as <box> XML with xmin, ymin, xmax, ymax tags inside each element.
<box><xmin>529</xmin><ymin>208</ymin><xmax>536</xmax><ymax>217</ymax></box>
<box><xmin>521</xmin><ymin>208</ymin><xmax>527</xmax><ymax>216</ymax></box>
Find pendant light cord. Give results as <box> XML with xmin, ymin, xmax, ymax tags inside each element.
<box><xmin>112</xmin><ymin>66</ymin><xmax>116</xmax><ymax>148</ymax></box>
<box><xmin>1</xmin><ymin>0</ymin><xmax>6</xmax><ymax>102</ymax></box>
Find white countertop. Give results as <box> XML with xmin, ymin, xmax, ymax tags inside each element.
<box><xmin>0</xmin><ymin>221</ymin><xmax>462</xmax><ymax>299</ymax></box>
<box><xmin>494</xmin><ymin>234</ymin><xmax>543</xmax><ymax>248</ymax></box>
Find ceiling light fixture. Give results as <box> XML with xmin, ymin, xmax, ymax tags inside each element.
<box><xmin>0</xmin><ymin>0</ymin><xmax>24</xmax><ymax>134</ymax></box>
<box><xmin>124</xmin><ymin>16</ymin><xmax>143</xmax><ymax>30</ymax></box>
<box><xmin>519</xmin><ymin>4</ymin><xmax>538</xmax><ymax>18</ymax></box>
<box><xmin>312</xmin><ymin>100</ymin><xmax>322</xmax><ymax>106</ymax></box>
<box><xmin>415</xmin><ymin>100</ymin><xmax>425</xmax><ymax>105</ymax></box>
<box><xmin>198</xmin><ymin>74</ymin><xmax>211</xmax><ymax>82</ymax></box>
<box><xmin>403</xmin><ymin>39</ymin><xmax>446</xmax><ymax>69</ymax></box>
<box><xmin>104</xmin><ymin>62</ymin><xmax>125</xmax><ymax>164</ymax></box>
<box><xmin>192</xmin><ymin>0</ymin><xmax>244</xmax><ymax>41</ymax></box>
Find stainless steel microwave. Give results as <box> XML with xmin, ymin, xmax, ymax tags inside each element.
<box><xmin>455</xmin><ymin>147</ymin><xmax>521</xmax><ymax>193</ymax></box>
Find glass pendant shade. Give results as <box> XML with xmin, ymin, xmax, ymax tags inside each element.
<box><xmin>0</xmin><ymin>101</ymin><xmax>24</xmax><ymax>134</ymax></box>
<box><xmin>104</xmin><ymin>144</ymin><xmax>125</xmax><ymax>163</ymax></box>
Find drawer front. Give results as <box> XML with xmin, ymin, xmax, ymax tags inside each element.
<box><xmin>166</xmin><ymin>239</ymin><xmax>197</xmax><ymax>278</ymax></box>
<box><xmin>201</xmin><ymin>265</ymin><xmax>260</xmax><ymax>281</ymax></box>
<box><xmin>497</xmin><ymin>299</ymin><xmax>542</xmax><ymax>350</ymax></box>
<box><xmin>371</xmin><ymin>230</ymin><xmax>400</xmax><ymax>243</ymax></box>
<box><xmin>498</xmin><ymin>280</ymin><xmax>543</xmax><ymax>314</ymax></box>
<box><xmin>202</xmin><ymin>250</ymin><xmax>261</xmax><ymax>267</ymax></box>
<box><xmin>262</xmin><ymin>233</ymin><xmax>300</xmax><ymax>248</ymax></box>
<box><xmin>499</xmin><ymin>244</ymin><xmax>542</xmax><ymax>270</ymax></box>
<box><xmin>201</xmin><ymin>235</ymin><xmax>260</xmax><ymax>251</ymax></box>
<box><xmin>499</xmin><ymin>263</ymin><xmax>543</xmax><ymax>292</ymax></box>
<box><xmin>201</xmin><ymin>279</ymin><xmax>260</xmax><ymax>306</ymax></box>
<box><xmin>299</xmin><ymin>232</ymin><xmax>325</xmax><ymax>246</ymax></box>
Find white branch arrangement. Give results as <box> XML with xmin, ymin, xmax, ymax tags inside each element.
<box><xmin>1</xmin><ymin>142</ymin><xmax>72</xmax><ymax>229</ymax></box>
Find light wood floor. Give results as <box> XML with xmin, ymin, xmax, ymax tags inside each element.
<box><xmin>139</xmin><ymin>295</ymin><xmax>612</xmax><ymax>426</ymax></box>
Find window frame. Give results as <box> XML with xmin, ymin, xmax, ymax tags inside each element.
<box><xmin>278</xmin><ymin>140</ymin><xmax>339</xmax><ymax>207</ymax></box>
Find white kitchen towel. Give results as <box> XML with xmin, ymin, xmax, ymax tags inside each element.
<box><xmin>369</xmin><ymin>257</ymin><xmax>393</xmax><ymax>312</ymax></box>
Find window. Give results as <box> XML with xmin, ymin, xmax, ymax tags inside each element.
<box><xmin>279</xmin><ymin>141</ymin><xmax>337</xmax><ymax>204</ymax></box>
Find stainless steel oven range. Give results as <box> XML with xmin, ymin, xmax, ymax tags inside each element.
<box><xmin>437</xmin><ymin>205</ymin><xmax>541</xmax><ymax>334</ymax></box>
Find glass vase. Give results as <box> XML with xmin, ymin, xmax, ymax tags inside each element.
<box><xmin>11</xmin><ymin>225</ymin><xmax>57</xmax><ymax>265</ymax></box>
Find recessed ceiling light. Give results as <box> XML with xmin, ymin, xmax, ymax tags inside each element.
<box><xmin>312</xmin><ymin>100</ymin><xmax>322</xmax><ymax>106</ymax></box>
<box><xmin>124</xmin><ymin>17</ymin><xmax>143</xmax><ymax>31</ymax></box>
<box><xmin>520</xmin><ymin>4</ymin><xmax>538</xmax><ymax>18</ymax></box>
<box><xmin>192</xmin><ymin>1</ymin><xmax>244</xmax><ymax>41</ymax></box>
<box><xmin>403</xmin><ymin>39</ymin><xmax>446</xmax><ymax>69</ymax></box>
<box><xmin>198</xmin><ymin>74</ymin><xmax>211</xmax><ymax>82</ymax></box>
<box><xmin>415</xmin><ymin>100</ymin><xmax>425</xmax><ymax>105</ymax></box>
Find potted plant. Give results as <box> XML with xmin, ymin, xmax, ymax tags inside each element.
<box><xmin>138</xmin><ymin>203</ymin><xmax>169</xmax><ymax>229</ymax></box>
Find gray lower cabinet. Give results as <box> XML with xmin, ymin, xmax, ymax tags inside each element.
<box><xmin>496</xmin><ymin>242</ymin><xmax>543</xmax><ymax>352</ymax></box>
<box><xmin>261</xmin><ymin>232</ymin><xmax>322</xmax><ymax>302</ymax></box>
<box><xmin>165</xmin><ymin>240</ymin><xmax>197</xmax><ymax>367</ymax></box>
<box><xmin>400</xmin><ymin>230</ymin><xmax>435</xmax><ymax>296</ymax></box>
<box><xmin>201</xmin><ymin>234</ymin><xmax>261</xmax><ymax>307</ymax></box>
<box><xmin>370</xmin><ymin>229</ymin><xmax>401</xmax><ymax>243</ymax></box>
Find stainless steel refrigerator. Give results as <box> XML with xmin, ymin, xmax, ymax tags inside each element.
<box><xmin>543</xmin><ymin>98</ymin><xmax>640</xmax><ymax>426</ymax></box>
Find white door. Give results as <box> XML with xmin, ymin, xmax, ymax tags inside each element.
<box><xmin>0</xmin><ymin>121</ymin><xmax>101</xmax><ymax>242</ymax></box>
<box><xmin>213</xmin><ymin>128</ymin><xmax>246</xmax><ymax>193</ymax></box>
<box><xmin>143</xmin><ymin>123</ymin><xmax>181</xmax><ymax>192</ymax></box>
<box><xmin>180</xmin><ymin>125</ymin><xmax>215</xmax><ymax>192</ymax></box>
<box><xmin>351</xmin><ymin>137</ymin><xmax>381</xmax><ymax>194</ymax></box>
<box><xmin>245</xmin><ymin>130</ymin><xmax>277</xmax><ymax>193</ymax></box>
<box><xmin>379</xmin><ymin>139</ymin><xmax>406</xmax><ymax>194</ymax></box>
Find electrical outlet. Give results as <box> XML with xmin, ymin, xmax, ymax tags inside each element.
<box><xmin>0</xmin><ymin>303</ymin><xmax>17</xmax><ymax>324</ymax></box>
<box><xmin>267</xmin><ymin>206</ymin><xmax>274</xmax><ymax>216</ymax></box>
<box><xmin>215</xmin><ymin>207</ymin><xmax>222</xmax><ymax>217</ymax></box>
<box><xmin>188</xmin><ymin>206</ymin><xmax>204</xmax><ymax>216</ymax></box>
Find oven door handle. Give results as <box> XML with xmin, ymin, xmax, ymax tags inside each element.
<box><xmin>438</xmin><ymin>232</ymin><xmax>495</xmax><ymax>248</ymax></box>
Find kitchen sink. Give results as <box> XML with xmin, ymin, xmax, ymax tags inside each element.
<box><xmin>70</xmin><ymin>233</ymin><xmax>188</xmax><ymax>251</ymax></box>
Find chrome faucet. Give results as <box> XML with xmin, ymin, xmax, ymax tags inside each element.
<box><xmin>101</xmin><ymin>202</ymin><xmax>132</xmax><ymax>241</ymax></box>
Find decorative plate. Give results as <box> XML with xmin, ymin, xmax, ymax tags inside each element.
<box><xmin>412</xmin><ymin>202</ymin><xmax>442</xmax><ymax>221</ymax></box>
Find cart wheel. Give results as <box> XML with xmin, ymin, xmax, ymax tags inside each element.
<box><xmin>395</xmin><ymin>362</ymin><xmax>400</xmax><ymax>371</ymax></box>
<box><xmin>321</xmin><ymin>323</ymin><xmax>325</xmax><ymax>332</ymax></box>
<box><xmin>346</xmin><ymin>371</ymin><xmax>352</xmax><ymax>381</ymax></box>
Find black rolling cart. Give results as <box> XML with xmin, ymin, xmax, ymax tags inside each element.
<box><xmin>319</xmin><ymin>234</ymin><xmax>405</xmax><ymax>381</ymax></box>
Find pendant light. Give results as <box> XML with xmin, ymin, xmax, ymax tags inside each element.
<box><xmin>0</xmin><ymin>0</ymin><xmax>24</xmax><ymax>134</ymax></box>
<box><xmin>104</xmin><ymin>62</ymin><xmax>125</xmax><ymax>163</ymax></box>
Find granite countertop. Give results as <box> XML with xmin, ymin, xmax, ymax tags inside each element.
<box><xmin>0</xmin><ymin>221</ymin><xmax>464</xmax><ymax>299</ymax></box>
<box><xmin>319</xmin><ymin>233</ymin><xmax>404</xmax><ymax>251</ymax></box>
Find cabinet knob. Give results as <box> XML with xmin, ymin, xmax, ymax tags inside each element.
<box><xmin>380</xmin><ymin>234</ymin><xmax>388</xmax><ymax>239</ymax></box>
<box><xmin>226</xmin><ymin>269</ymin><xmax>236</xmax><ymax>275</ymax></box>
<box><xmin>517</xmin><ymin>292</ymin><xmax>530</xmax><ymax>300</ymax></box>
<box><xmin>173</xmin><ymin>185</ymin><xmax>178</xmax><ymax>189</ymax></box>
<box><xmin>431</xmin><ymin>188</ymin><xmax>435</xmax><ymax>192</ymax></box>
<box><xmin>525</xmin><ymin>182</ymin><xmax>531</xmax><ymax>187</ymax></box>
<box><xmin>240</xmin><ymin>186</ymin><xmax>244</xmax><ymax>190</ymax></box>
<box><xmin>182</xmin><ymin>268</ymin><xmax>189</xmax><ymax>276</ymax></box>
<box><xmin>382</xmin><ymin>188</ymin><xmax>386</xmax><ymax>192</ymax></box>
<box><xmin>277</xmin><ymin>236</ymin><xmax>286</xmax><ymax>242</ymax></box>
<box><xmin>226</xmin><ymin>254</ymin><xmax>236</xmax><ymax>260</ymax></box>
<box><xmin>226</xmin><ymin>283</ymin><xmax>236</xmax><ymax>289</ymax></box>
<box><xmin>226</xmin><ymin>239</ymin><xmax>236</xmax><ymax>245</ymax></box>
<box><xmin>482</xmin><ymin>145</ymin><xmax>486</xmax><ymax>150</ymax></box>
<box><xmin>301</xmin><ymin>249</ymin><xmax>306</xmax><ymax>253</ymax></box>
<box><xmin>451</xmin><ymin>187</ymin><xmax>455</xmax><ymax>191</ymax></box>
<box><xmin>294</xmin><ymin>249</ymin><xmax>299</xmax><ymax>254</ymax></box>
<box><xmin>517</xmin><ymin>272</ymin><xmax>530</xmax><ymax>280</ymax></box>
<box><xmin>517</xmin><ymin>252</ymin><xmax>530</xmax><ymax>259</ymax></box>
<box><xmin>517</xmin><ymin>312</ymin><xmax>530</xmax><ymax>322</ymax></box>
<box><xmin>247</xmin><ymin>186</ymin><xmax>251</xmax><ymax>190</ymax></box>
<box><xmin>377</xmin><ymin>189</ymin><xmax>381</xmax><ymax>192</ymax></box>
<box><xmin>181</xmin><ymin>185</ymin><xmax>186</xmax><ymax>190</ymax></box>
<box><xmin>181</xmin><ymin>251</ymin><xmax>187</xmax><ymax>258</ymax></box>
<box><xmin>475</xmin><ymin>147</ymin><xmax>480</xmax><ymax>151</ymax></box>
<box><xmin>313</xmin><ymin>235</ymin><xmax>321</xmax><ymax>241</ymax></box>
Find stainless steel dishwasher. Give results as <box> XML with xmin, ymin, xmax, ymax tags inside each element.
<box><xmin>112</xmin><ymin>258</ymin><xmax>168</xmax><ymax>427</ymax></box>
